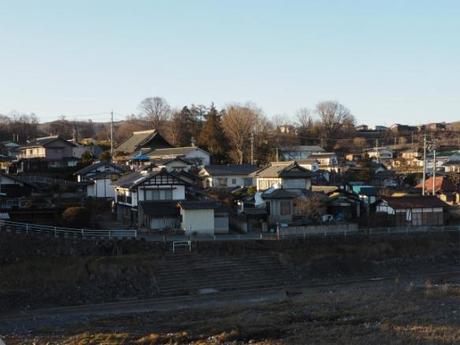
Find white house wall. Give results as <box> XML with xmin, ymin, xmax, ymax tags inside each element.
<box><xmin>181</xmin><ymin>208</ymin><xmax>215</xmax><ymax>235</ymax></box>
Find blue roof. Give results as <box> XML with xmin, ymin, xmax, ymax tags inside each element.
<box><xmin>351</xmin><ymin>185</ymin><xmax>377</xmax><ymax>196</ymax></box>
<box><xmin>131</xmin><ymin>151</ymin><xmax>150</xmax><ymax>161</ymax></box>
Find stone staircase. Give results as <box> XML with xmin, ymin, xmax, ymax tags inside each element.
<box><xmin>153</xmin><ymin>253</ymin><xmax>291</xmax><ymax>296</ymax></box>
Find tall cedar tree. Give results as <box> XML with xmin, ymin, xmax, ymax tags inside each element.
<box><xmin>198</xmin><ymin>105</ymin><xmax>228</xmax><ymax>163</ymax></box>
<box><xmin>171</xmin><ymin>106</ymin><xmax>196</xmax><ymax>147</ymax></box>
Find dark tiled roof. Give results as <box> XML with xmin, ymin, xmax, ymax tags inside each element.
<box><xmin>113</xmin><ymin>169</ymin><xmax>189</xmax><ymax>189</ymax></box>
<box><xmin>242</xmin><ymin>208</ymin><xmax>268</xmax><ymax>215</ymax></box>
<box><xmin>23</xmin><ymin>136</ymin><xmax>76</xmax><ymax>148</ymax></box>
<box><xmin>139</xmin><ymin>201</ymin><xmax>179</xmax><ymax>217</ymax></box>
<box><xmin>74</xmin><ymin>161</ymin><xmax>124</xmax><ymax>176</ymax></box>
<box><xmin>113</xmin><ymin>171</ymin><xmax>145</xmax><ymax>188</ymax></box>
<box><xmin>379</xmin><ymin>196</ymin><xmax>448</xmax><ymax>209</ymax></box>
<box><xmin>202</xmin><ymin>164</ymin><xmax>259</xmax><ymax>176</ymax></box>
<box><xmin>178</xmin><ymin>200</ymin><xmax>220</xmax><ymax>210</ymax></box>
<box><xmin>254</xmin><ymin>162</ymin><xmax>311</xmax><ymax>178</ymax></box>
<box><xmin>149</xmin><ymin>146</ymin><xmax>207</xmax><ymax>158</ymax></box>
<box><xmin>115</xmin><ymin>130</ymin><xmax>171</xmax><ymax>154</ymax></box>
<box><xmin>262</xmin><ymin>188</ymin><xmax>313</xmax><ymax>200</ymax></box>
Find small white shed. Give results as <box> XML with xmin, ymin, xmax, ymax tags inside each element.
<box><xmin>178</xmin><ymin>201</ymin><xmax>220</xmax><ymax>236</ymax></box>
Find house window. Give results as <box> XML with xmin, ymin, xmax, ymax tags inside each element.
<box><xmin>243</xmin><ymin>178</ymin><xmax>252</xmax><ymax>186</ymax></box>
<box><xmin>145</xmin><ymin>189</ymin><xmax>173</xmax><ymax>200</ymax></box>
<box><xmin>231</xmin><ymin>178</ymin><xmax>237</xmax><ymax>185</ymax></box>
<box><xmin>280</xmin><ymin>200</ymin><xmax>291</xmax><ymax>216</ymax></box>
<box><xmin>217</xmin><ymin>178</ymin><xmax>228</xmax><ymax>187</ymax></box>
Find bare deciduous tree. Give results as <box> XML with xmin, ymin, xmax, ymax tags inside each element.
<box><xmin>221</xmin><ymin>104</ymin><xmax>259</xmax><ymax>164</ymax></box>
<box><xmin>316</xmin><ymin>101</ymin><xmax>355</xmax><ymax>137</ymax></box>
<box><xmin>138</xmin><ymin>97</ymin><xmax>171</xmax><ymax>131</ymax></box>
<box><xmin>296</xmin><ymin>107</ymin><xmax>313</xmax><ymax>129</ymax></box>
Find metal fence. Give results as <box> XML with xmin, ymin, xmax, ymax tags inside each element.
<box><xmin>0</xmin><ymin>220</ymin><xmax>137</xmax><ymax>240</ymax></box>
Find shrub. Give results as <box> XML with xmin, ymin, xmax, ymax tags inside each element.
<box><xmin>62</xmin><ymin>206</ymin><xmax>91</xmax><ymax>228</ymax></box>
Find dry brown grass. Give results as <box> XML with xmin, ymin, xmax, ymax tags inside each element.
<box><xmin>5</xmin><ymin>279</ymin><xmax>460</xmax><ymax>345</ymax></box>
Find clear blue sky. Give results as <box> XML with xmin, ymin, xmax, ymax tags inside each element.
<box><xmin>1</xmin><ymin>0</ymin><xmax>459</xmax><ymax>125</ymax></box>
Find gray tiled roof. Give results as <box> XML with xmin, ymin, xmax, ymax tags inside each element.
<box><xmin>202</xmin><ymin>164</ymin><xmax>259</xmax><ymax>176</ymax></box>
<box><xmin>115</xmin><ymin>130</ymin><xmax>171</xmax><ymax>154</ymax></box>
<box><xmin>178</xmin><ymin>200</ymin><xmax>220</xmax><ymax>210</ymax></box>
<box><xmin>139</xmin><ymin>201</ymin><xmax>179</xmax><ymax>217</ymax></box>
<box><xmin>74</xmin><ymin>161</ymin><xmax>124</xmax><ymax>176</ymax></box>
<box><xmin>254</xmin><ymin>162</ymin><xmax>311</xmax><ymax>178</ymax></box>
<box><xmin>23</xmin><ymin>136</ymin><xmax>76</xmax><ymax>148</ymax></box>
<box><xmin>149</xmin><ymin>146</ymin><xmax>206</xmax><ymax>157</ymax></box>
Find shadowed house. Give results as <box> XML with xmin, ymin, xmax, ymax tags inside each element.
<box><xmin>279</xmin><ymin>145</ymin><xmax>325</xmax><ymax>161</ymax></box>
<box><xmin>375</xmin><ymin>196</ymin><xmax>447</xmax><ymax>226</ymax></box>
<box><xmin>74</xmin><ymin>161</ymin><xmax>126</xmax><ymax>199</ymax></box>
<box><xmin>17</xmin><ymin>135</ymin><xmax>78</xmax><ymax>172</ymax></box>
<box><xmin>114</xmin><ymin>129</ymin><xmax>172</xmax><ymax>160</ymax></box>
<box><xmin>262</xmin><ymin>188</ymin><xmax>317</xmax><ymax>225</ymax></box>
<box><xmin>252</xmin><ymin>161</ymin><xmax>312</xmax><ymax>191</ymax></box>
<box><xmin>74</xmin><ymin>161</ymin><xmax>125</xmax><ymax>182</ymax></box>
<box><xmin>199</xmin><ymin>164</ymin><xmax>258</xmax><ymax>188</ymax></box>
<box><xmin>138</xmin><ymin>200</ymin><xmax>180</xmax><ymax>230</ymax></box>
<box><xmin>112</xmin><ymin>168</ymin><xmax>188</xmax><ymax>226</ymax></box>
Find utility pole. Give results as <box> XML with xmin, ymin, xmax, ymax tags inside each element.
<box><xmin>275</xmin><ymin>147</ymin><xmax>279</xmax><ymax>162</ymax></box>
<box><xmin>110</xmin><ymin>110</ymin><xmax>114</xmax><ymax>161</ymax></box>
<box><xmin>250</xmin><ymin>132</ymin><xmax>254</xmax><ymax>165</ymax></box>
<box><xmin>422</xmin><ymin>134</ymin><xmax>427</xmax><ymax>196</ymax></box>
<box><xmin>432</xmin><ymin>139</ymin><xmax>437</xmax><ymax>196</ymax></box>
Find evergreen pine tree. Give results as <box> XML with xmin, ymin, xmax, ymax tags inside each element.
<box><xmin>198</xmin><ymin>104</ymin><xmax>228</xmax><ymax>163</ymax></box>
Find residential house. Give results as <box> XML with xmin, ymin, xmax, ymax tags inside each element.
<box><xmin>365</xmin><ymin>147</ymin><xmax>393</xmax><ymax>161</ymax></box>
<box><xmin>252</xmin><ymin>162</ymin><xmax>312</xmax><ymax>191</ymax></box>
<box><xmin>371</xmin><ymin>170</ymin><xmax>399</xmax><ymax>188</ymax></box>
<box><xmin>113</xmin><ymin>168</ymin><xmax>187</xmax><ymax>226</ymax></box>
<box><xmin>345</xmin><ymin>153</ymin><xmax>362</xmax><ymax>162</ymax></box>
<box><xmin>0</xmin><ymin>173</ymin><xmax>34</xmax><ymax>209</ymax></box>
<box><xmin>1</xmin><ymin>142</ymin><xmax>21</xmax><ymax>159</ymax></box>
<box><xmin>74</xmin><ymin>161</ymin><xmax>125</xmax><ymax>182</ymax></box>
<box><xmin>148</xmin><ymin>146</ymin><xmax>211</xmax><ymax>167</ymax></box>
<box><xmin>250</xmin><ymin>162</ymin><xmax>315</xmax><ymax>225</ymax></box>
<box><xmin>279</xmin><ymin>145</ymin><xmax>325</xmax><ymax>161</ymax></box>
<box><xmin>297</xmin><ymin>158</ymin><xmax>320</xmax><ymax>172</ymax></box>
<box><xmin>375</xmin><ymin>196</ymin><xmax>447</xmax><ymax>226</ymax></box>
<box><xmin>326</xmin><ymin>189</ymin><xmax>361</xmax><ymax>221</ymax></box>
<box><xmin>151</xmin><ymin>157</ymin><xmax>194</xmax><ymax>172</ymax></box>
<box><xmin>443</xmin><ymin>155</ymin><xmax>460</xmax><ymax>173</ymax></box>
<box><xmin>178</xmin><ymin>200</ymin><xmax>225</xmax><ymax>235</ymax></box>
<box><xmin>415</xmin><ymin>176</ymin><xmax>459</xmax><ymax>205</ymax></box>
<box><xmin>309</xmin><ymin>152</ymin><xmax>339</xmax><ymax>172</ymax></box>
<box><xmin>75</xmin><ymin>161</ymin><xmax>125</xmax><ymax>198</ymax></box>
<box><xmin>114</xmin><ymin>129</ymin><xmax>172</xmax><ymax>160</ymax></box>
<box><xmin>401</xmin><ymin>149</ymin><xmax>420</xmax><ymax>159</ymax></box>
<box><xmin>389</xmin><ymin>124</ymin><xmax>417</xmax><ymax>134</ymax></box>
<box><xmin>138</xmin><ymin>200</ymin><xmax>180</xmax><ymax>231</ymax></box>
<box><xmin>199</xmin><ymin>164</ymin><xmax>258</xmax><ymax>188</ymax></box>
<box><xmin>345</xmin><ymin>182</ymin><xmax>378</xmax><ymax>211</ymax></box>
<box><xmin>17</xmin><ymin>135</ymin><xmax>78</xmax><ymax>172</ymax></box>
<box><xmin>261</xmin><ymin>188</ymin><xmax>310</xmax><ymax>225</ymax></box>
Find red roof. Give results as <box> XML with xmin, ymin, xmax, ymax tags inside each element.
<box><xmin>415</xmin><ymin>176</ymin><xmax>457</xmax><ymax>193</ymax></box>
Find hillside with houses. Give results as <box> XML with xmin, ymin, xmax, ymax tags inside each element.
<box><xmin>0</xmin><ymin>112</ymin><xmax>459</xmax><ymax>236</ymax></box>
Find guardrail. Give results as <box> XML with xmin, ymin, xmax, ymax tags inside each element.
<box><xmin>0</xmin><ymin>220</ymin><xmax>137</xmax><ymax>240</ymax></box>
<box><xmin>141</xmin><ymin>224</ymin><xmax>460</xmax><ymax>242</ymax></box>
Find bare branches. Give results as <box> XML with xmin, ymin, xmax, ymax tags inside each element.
<box><xmin>221</xmin><ymin>104</ymin><xmax>260</xmax><ymax>164</ymax></box>
<box><xmin>138</xmin><ymin>97</ymin><xmax>171</xmax><ymax>131</ymax></box>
